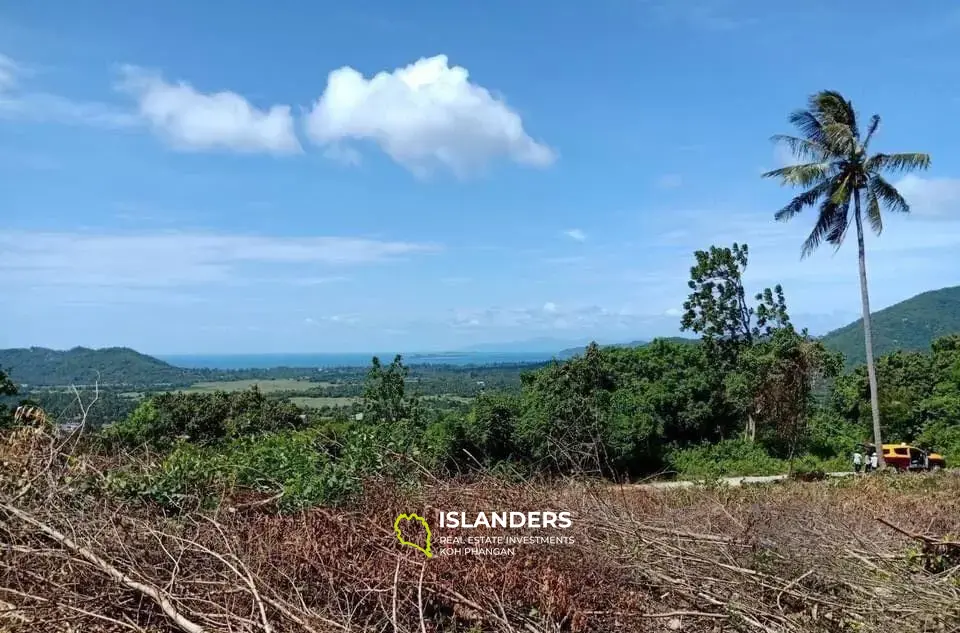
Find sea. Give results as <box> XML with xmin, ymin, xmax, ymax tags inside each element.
<box><xmin>157</xmin><ymin>352</ymin><xmax>559</xmax><ymax>370</ymax></box>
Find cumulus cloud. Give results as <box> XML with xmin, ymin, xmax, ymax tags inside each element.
<box><xmin>893</xmin><ymin>175</ymin><xmax>960</xmax><ymax>218</ymax></box>
<box><xmin>542</xmin><ymin>301</ymin><xmax>558</xmax><ymax>313</ymax></box>
<box><xmin>563</xmin><ymin>229</ymin><xmax>587</xmax><ymax>242</ymax></box>
<box><xmin>116</xmin><ymin>65</ymin><xmax>300</xmax><ymax>154</ymax></box>
<box><xmin>0</xmin><ymin>231</ymin><xmax>440</xmax><ymax>288</ymax></box>
<box><xmin>304</xmin><ymin>54</ymin><xmax>555</xmax><ymax>176</ymax></box>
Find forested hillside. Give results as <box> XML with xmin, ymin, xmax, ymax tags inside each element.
<box><xmin>821</xmin><ymin>286</ymin><xmax>960</xmax><ymax>367</ymax></box>
<box><xmin>0</xmin><ymin>347</ymin><xmax>194</xmax><ymax>387</ymax></box>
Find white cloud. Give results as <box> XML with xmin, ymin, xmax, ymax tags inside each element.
<box><xmin>664</xmin><ymin>307</ymin><xmax>682</xmax><ymax>317</ymax></box>
<box><xmin>0</xmin><ymin>53</ymin><xmax>19</xmax><ymax>91</ymax></box>
<box><xmin>116</xmin><ymin>65</ymin><xmax>300</xmax><ymax>154</ymax></box>
<box><xmin>563</xmin><ymin>229</ymin><xmax>587</xmax><ymax>242</ymax></box>
<box><xmin>449</xmin><ymin>304</ymin><xmax>654</xmax><ymax>332</ymax></box>
<box><xmin>892</xmin><ymin>175</ymin><xmax>960</xmax><ymax>217</ymax></box>
<box><xmin>657</xmin><ymin>173</ymin><xmax>683</xmax><ymax>188</ymax></box>
<box><xmin>0</xmin><ymin>53</ymin><xmax>136</xmax><ymax>129</ymax></box>
<box><xmin>0</xmin><ymin>231</ymin><xmax>440</xmax><ymax>288</ymax></box>
<box><xmin>304</xmin><ymin>314</ymin><xmax>360</xmax><ymax>326</ymax></box>
<box><xmin>304</xmin><ymin>54</ymin><xmax>555</xmax><ymax>176</ymax></box>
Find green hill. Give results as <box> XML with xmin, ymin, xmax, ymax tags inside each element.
<box><xmin>821</xmin><ymin>286</ymin><xmax>960</xmax><ymax>368</ymax></box>
<box><xmin>0</xmin><ymin>346</ymin><xmax>194</xmax><ymax>387</ymax></box>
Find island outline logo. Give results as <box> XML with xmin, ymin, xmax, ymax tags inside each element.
<box><xmin>394</xmin><ymin>513</ymin><xmax>433</xmax><ymax>558</ymax></box>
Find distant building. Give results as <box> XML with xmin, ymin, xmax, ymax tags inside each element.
<box><xmin>354</xmin><ymin>412</ymin><xmax>364</xmax><ymax>421</ymax></box>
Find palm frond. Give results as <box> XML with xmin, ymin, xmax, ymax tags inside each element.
<box><xmin>870</xmin><ymin>175</ymin><xmax>910</xmax><ymax>215</ymax></box>
<box><xmin>825</xmin><ymin>175</ymin><xmax>853</xmax><ymax>248</ymax></box>
<box><xmin>788</xmin><ymin>110</ymin><xmax>827</xmax><ymax>145</ymax></box>
<box><xmin>813</xmin><ymin>91</ymin><xmax>858</xmax><ymax>134</ymax></box>
<box><xmin>862</xmin><ymin>114</ymin><xmax>880</xmax><ymax>150</ymax></box>
<box><xmin>801</xmin><ymin>196</ymin><xmax>846</xmax><ymax>258</ymax></box>
<box><xmin>865</xmin><ymin>187</ymin><xmax>883</xmax><ymax>235</ymax></box>
<box><xmin>829</xmin><ymin>173</ymin><xmax>852</xmax><ymax>207</ymax></box>
<box><xmin>825</xmin><ymin>200</ymin><xmax>853</xmax><ymax>248</ymax></box>
<box><xmin>762</xmin><ymin>162</ymin><xmax>832</xmax><ymax>187</ymax></box>
<box><xmin>773</xmin><ymin>179</ymin><xmax>832</xmax><ymax>222</ymax></box>
<box><xmin>821</xmin><ymin>122</ymin><xmax>856</xmax><ymax>156</ymax></box>
<box><xmin>769</xmin><ymin>134</ymin><xmax>830</xmax><ymax>162</ymax></box>
<box><xmin>866</xmin><ymin>152</ymin><xmax>931</xmax><ymax>174</ymax></box>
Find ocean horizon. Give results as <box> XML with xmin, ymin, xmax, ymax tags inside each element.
<box><xmin>157</xmin><ymin>351</ymin><xmax>559</xmax><ymax>370</ymax></box>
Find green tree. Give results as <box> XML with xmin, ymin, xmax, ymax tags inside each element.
<box><xmin>0</xmin><ymin>366</ymin><xmax>18</xmax><ymax>427</ymax></box>
<box><xmin>680</xmin><ymin>243</ymin><xmax>792</xmax><ymax>440</ymax></box>
<box><xmin>515</xmin><ymin>343</ymin><xmax>617</xmax><ymax>473</ymax></box>
<box><xmin>763</xmin><ymin>90</ymin><xmax>931</xmax><ymax>466</ymax></box>
<box><xmin>362</xmin><ymin>355</ymin><xmax>423</xmax><ymax>426</ymax></box>
<box><xmin>734</xmin><ymin>329</ymin><xmax>842</xmax><ymax>463</ymax></box>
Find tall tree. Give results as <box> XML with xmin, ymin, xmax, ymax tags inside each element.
<box><xmin>763</xmin><ymin>90</ymin><xmax>931</xmax><ymax>467</ymax></box>
<box><xmin>680</xmin><ymin>243</ymin><xmax>791</xmax><ymax>440</ymax></box>
<box><xmin>362</xmin><ymin>355</ymin><xmax>418</xmax><ymax>426</ymax></box>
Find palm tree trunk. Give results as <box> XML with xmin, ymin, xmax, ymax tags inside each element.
<box><xmin>853</xmin><ymin>189</ymin><xmax>885</xmax><ymax>468</ymax></box>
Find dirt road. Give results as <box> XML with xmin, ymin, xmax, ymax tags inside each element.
<box><xmin>621</xmin><ymin>471</ymin><xmax>857</xmax><ymax>490</ymax></box>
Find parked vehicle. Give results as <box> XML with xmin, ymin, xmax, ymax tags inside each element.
<box><xmin>865</xmin><ymin>443</ymin><xmax>946</xmax><ymax>472</ymax></box>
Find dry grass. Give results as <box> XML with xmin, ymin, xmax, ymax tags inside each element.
<box><xmin>1</xmin><ymin>424</ymin><xmax>959</xmax><ymax>633</ymax></box>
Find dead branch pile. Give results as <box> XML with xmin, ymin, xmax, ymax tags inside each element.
<box><xmin>1</xmin><ymin>425</ymin><xmax>958</xmax><ymax>633</ymax></box>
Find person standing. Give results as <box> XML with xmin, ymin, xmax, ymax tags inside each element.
<box><xmin>852</xmin><ymin>450</ymin><xmax>863</xmax><ymax>474</ymax></box>
<box><xmin>869</xmin><ymin>451</ymin><xmax>879</xmax><ymax>472</ymax></box>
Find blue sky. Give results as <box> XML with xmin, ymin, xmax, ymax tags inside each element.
<box><xmin>3</xmin><ymin>0</ymin><xmax>960</xmax><ymax>354</ymax></box>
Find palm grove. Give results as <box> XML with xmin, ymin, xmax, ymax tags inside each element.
<box><xmin>0</xmin><ymin>90</ymin><xmax>955</xmax><ymax>511</ymax></box>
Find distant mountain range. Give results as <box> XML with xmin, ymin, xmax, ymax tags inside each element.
<box><xmin>455</xmin><ymin>337</ymin><xmax>593</xmax><ymax>354</ymax></box>
<box><xmin>3</xmin><ymin>286</ymin><xmax>960</xmax><ymax>385</ymax></box>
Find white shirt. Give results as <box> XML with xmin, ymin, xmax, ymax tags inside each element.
<box><xmin>853</xmin><ymin>453</ymin><xmax>862</xmax><ymax>464</ymax></box>
<box><xmin>870</xmin><ymin>454</ymin><xmax>878</xmax><ymax>468</ymax></box>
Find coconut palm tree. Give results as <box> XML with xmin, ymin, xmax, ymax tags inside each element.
<box><xmin>762</xmin><ymin>90</ymin><xmax>930</xmax><ymax>468</ymax></box>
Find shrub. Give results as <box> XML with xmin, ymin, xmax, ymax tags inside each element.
<box><xmin>668</xmin><ymin>439</ymin><xmax>785</xmax><ymax>479</ymax></box>
<box><xmin>102</xmin><ymin>428</ymin><xmax>366</xmax><ymax>512</ymax></box>
<box><xmin>101</xmin><ymin>387</ymin><xmax>308</xmax><ymax>450</ymax></box>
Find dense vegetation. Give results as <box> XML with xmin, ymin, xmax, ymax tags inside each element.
<box><xmin>7</xmin><ymin>239</ymin><xmax>958</xmax><ymax>516</ymax></box>
<box><xmin>820</xmin><ymin>285</ymin><xmax>960</xmax><ymax>368</ymax></box>
<box><xmin>0</xmin><ymin>346</ymin><xmax>195</xmax><ymax>387</ymax></box>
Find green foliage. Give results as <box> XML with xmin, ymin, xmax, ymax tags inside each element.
<box><xmin>820</xmin><ymin>286</ymin><xmax>960</xmax><ymax>369</ymax></box>
<box><xmin>103</xmin><ymin>429</ymin><xmax>363</xmax><ymax>512</ymax></box>
<box><xmin>0</xmin><ymin>366</ymin><xmax>17</xmax><ymax>427</ymax></box>
<box><xmin>447</xmin><ymin>392</ymin><xmax>521</xmax><ymax>467</ymax></box>
<box><xmin>101</xmin><ymin>386</ymin><xmax>307</xmax><ymax>449</ymax></box>
<box><xmin>0</xmin><ymin>346</ymin><xmax>195</xmax><ymax>387</ymax></box>
<box><xmin>361</xmin><ymin>355</ymin><xmax>425</xmax><ymax>426</ymax></box>
<box><xmin>763</xmin><ymin>90</ymin><xmax>930</xmax><ymax>259</ymax></box>
<box><xmin>831</xmin><ymin>335</ymin><xmax>960</xmax><ymax>450</ymax></box>
<box><xmin>681</xmin><ymin>243</ymin><xmax>790</xmax><ymax>353</ymax></box>
<box><xmin>667</xmin><ymin>440</ymin><xmax>785</xmax><ymax>479</ymax></box>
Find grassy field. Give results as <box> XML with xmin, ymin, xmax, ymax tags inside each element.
<box><xmin>289</xmin><ymin>396</ymin><xmax>358</xmax><ymax>408</ymax></box>
<box><xmin>184</xmin><ymin>379</ymin><xmax>332</xmax><ymax>393</ymax></box>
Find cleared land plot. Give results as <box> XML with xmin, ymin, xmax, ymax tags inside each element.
<box><xmin>185</xmin><ymin>379</ymin><xmax>330</xmax><ymax>393</ymax></box>
<box><xmin>289</xmin><ymin>396</ymin><xmax>358</xmax><ymax>408</ymax></box>
<box><xmin>424</xmin><ymin>394</ymin><xmax>472</xmax><ymax>403</ymax></box>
